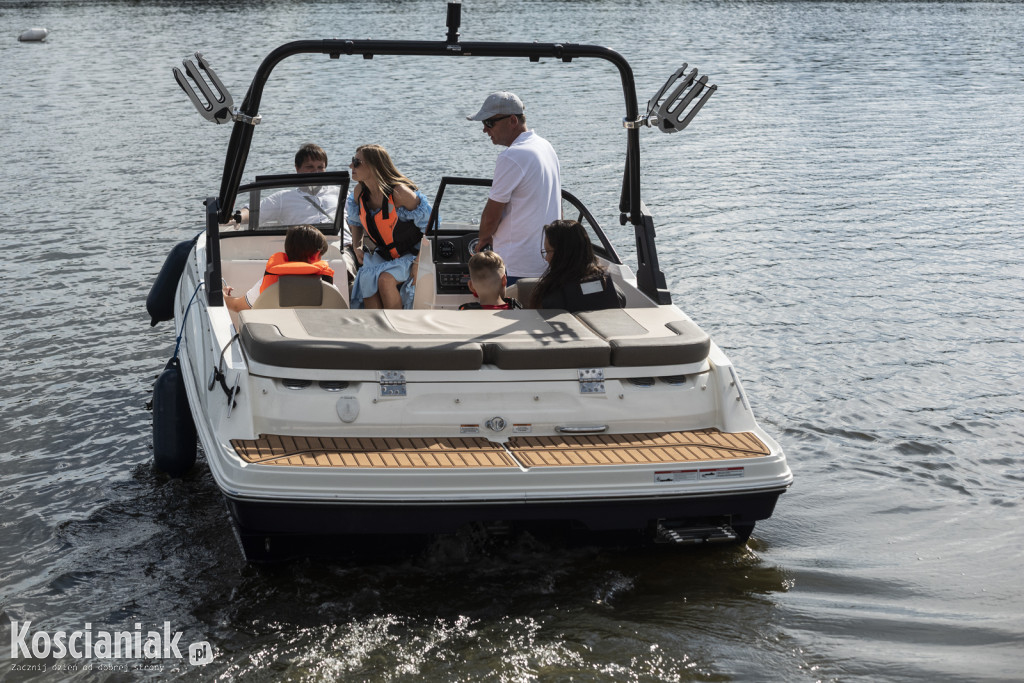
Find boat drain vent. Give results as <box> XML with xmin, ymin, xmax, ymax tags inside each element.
<box><xmin>654</xmin><ymin>521</ymin><xmax>738</xmax><ymax>545</ymax></box>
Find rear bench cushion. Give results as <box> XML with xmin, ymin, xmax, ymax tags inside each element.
<box><xmin>383</xmin><ymin>309</ymin><xmax>610</xmax><ymax>370</ymax></box>
<box><xmin>237</xmin><ymin>308</ymin><xmax>610</xmax><ymax>371</ymax></box>
<box><xmin>239</xmin><ymin>309</ymin><xmax>483</xmax><ymax>370</ymax></box>
<box><xmin>575</xmin><ymin>308</ymin><xmax>710</xmax><ymax>366</ymax></box>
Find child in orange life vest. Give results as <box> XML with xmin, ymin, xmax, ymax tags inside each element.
<box><xmin>223</xmin><ymin>224</ymin><xmax>337</xmax><ymax>313</ymax></box>
<box><xmin>458</xmin><ymin>250</ymin><xmax>522</xmax><ymax>310</ymax></box>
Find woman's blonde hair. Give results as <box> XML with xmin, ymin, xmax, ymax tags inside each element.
<box><xmin>355</xmin><ymin>144</ymin><xmax>418</xmax><ymax>198</ymax></box>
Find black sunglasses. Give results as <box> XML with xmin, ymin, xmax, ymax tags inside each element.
<box><xmin>350</xmin><ymin>157</ymin><xmax>362</xmax><ymax>168</ymax></box>
<box><xmin>482</xmin><ymin>114</ymin><xmax>514</xmax><ymax>129</ymax></box>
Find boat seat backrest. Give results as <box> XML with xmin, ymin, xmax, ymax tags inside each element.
<box><xmin>251</xmin><ymin>275</ymin><xmax>348</xmax><ymax>310</ymax></box>
<box><xmin>221</xmin><ymin>258</ymin><xmax>351</xmax><ymax>306</ymax></box>
<box><xmin>506</xmin><ymin>278</ymin><xmax>539</xmax><ymax>307</ymax></box>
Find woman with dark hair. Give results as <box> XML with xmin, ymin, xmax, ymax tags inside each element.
<box><xmin>529</xmin><ymin>219</ymin><xmax>626</xmax><ymax>312</ymax></box>
<box><xmin>346</xmin><ymin>144</ymin><xmax>432</xmax><ymax>309</ymax></box>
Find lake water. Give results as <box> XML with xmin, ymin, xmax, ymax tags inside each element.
<box><xmin>1</xmin><ymin>0</ymin><xmax>1022</xmax><ymax>681</ymax></box>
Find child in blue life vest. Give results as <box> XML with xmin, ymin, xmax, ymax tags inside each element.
<box><xmin>223</xmin><ymin>224</ymin><xmax>338</xmax><ymax>313</ymax></box>
<box><xmin>459</xmin><ymin>250</ymin><xmax>522</xmax><ymax>310</ymax></box>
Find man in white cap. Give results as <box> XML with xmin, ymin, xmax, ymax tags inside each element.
<box><xmin>467</xmin><ymin>92</ymin><xmax>561</xmax><ymax>282</ymax></box>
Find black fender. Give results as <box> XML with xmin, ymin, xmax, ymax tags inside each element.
<box><xmin>152</xmin><ymin>357</ymin><xmax>197</xmax><ymax>477</ymax></box>
<box><xmin>147</xmin><ymin>237</ymin><xmax>198</xmax><ymax>327</ymax></box>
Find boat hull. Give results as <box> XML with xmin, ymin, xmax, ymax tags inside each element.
<box><xmin>224</xmin><ymin>487</ymin><xmax>786</xmax><ymax>560</ymax></box>
<box><xmin>170</xmin><ymin>224</ymin><xmax>792</xmax><ymax>561</ymax></box>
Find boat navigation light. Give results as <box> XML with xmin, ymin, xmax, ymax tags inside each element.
<box><xmin>446</xmin><ymin>1</ymin><xmax>462</xmax><ymax>46</ymax></box>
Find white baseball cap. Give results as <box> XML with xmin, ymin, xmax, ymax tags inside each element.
<box><xmin>466</xmin><ymin>91</ymin><xmax>525</xmax><ymax>121</ymax></box>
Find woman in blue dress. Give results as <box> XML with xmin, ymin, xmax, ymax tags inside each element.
<box><xmin>346</xmin><ymin>144</ymin><xmax>431</xmax><ymax>308</ymax></box>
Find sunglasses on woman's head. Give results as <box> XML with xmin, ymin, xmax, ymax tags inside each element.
<box><xmin>350</xmin><ymin>157</ymin><xmax>362</xmax><ymax>168</ymax></box>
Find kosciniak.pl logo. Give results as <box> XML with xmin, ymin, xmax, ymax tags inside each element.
<box><xmin>9</xmin><ymin>620</ymin><xmax>214</xmax><ymax>666</ymax></box>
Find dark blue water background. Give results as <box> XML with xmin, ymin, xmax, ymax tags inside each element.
<box><xmin>1</xmin><ymin>1</ymin><xmax>1022</xmax><ymax>680</ymax></box>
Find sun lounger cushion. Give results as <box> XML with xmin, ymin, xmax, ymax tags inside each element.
<box><xmin>575</xmin><ymin>308</ymin><xmax>710</xmax><ymax>366</ymax></box>
<box><xmin>240</xmin><ymin>310</ymin><xmax>483</xmax><ymax>370</ymax></box>
<box><xmin>237</xmin><ymin>308</ymin><xmax>610</xmax><ymax>371</ymax></box>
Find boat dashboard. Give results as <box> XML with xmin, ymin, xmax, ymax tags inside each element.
<box><xmin>429</xmin><ymin>225</ymin><xmax>485</xmax><ymax>294</ymax></box>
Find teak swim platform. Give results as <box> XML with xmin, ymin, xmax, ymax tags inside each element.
<box><xmin>231</xmin><ymin>430</ymin><xmax>770</xmax><ymax>469</ymax></box>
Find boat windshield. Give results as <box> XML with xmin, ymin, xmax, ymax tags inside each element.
<box><xmin>224</xmin><ymin>171</ymin><xmax>350</xmax><ymax>236</ymax></box>
<box><xmin>427</xmin><ymin>177</ymin><xmax>619</xmax><ymax>265</ymax></box>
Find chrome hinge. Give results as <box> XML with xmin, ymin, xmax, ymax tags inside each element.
<box><xmin>578</xmin><ymin>368</ymin><xmax>605</xmax><ymax>394</ymax></box>
<box><xmin>378</xmin><ymin>370</ymin><xmax>407</xmax><ymax>397</ymax></box>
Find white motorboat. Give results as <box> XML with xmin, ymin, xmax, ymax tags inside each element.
<box><xmin>148</xmin><ymin>3</ymin><xmax>792</xmax><ymax>561</ymax></box>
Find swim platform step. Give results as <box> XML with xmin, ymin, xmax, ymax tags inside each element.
<box><xmin>230</xmin><ymin>429</ymin><xmax>770</xmax><ymax>468</ymax></box>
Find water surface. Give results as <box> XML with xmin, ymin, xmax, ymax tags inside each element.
<box><xmin>1</xmin><ymin>1</ymin><xmax>1022</xmax><ymax>680</ymax></box>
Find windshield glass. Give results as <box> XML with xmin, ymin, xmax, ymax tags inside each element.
<box><xmin>234</xmin><ymin>184</ymin><xmax>343</xmax><ymax>232</ymax></box>
<box><xmin>430</xmin><ymin>183</ymin><xmax>491</xmax><ymax>232</ymax></box>
<box><xmin>223</xmin><ymin>172</ymin><xmax>350</xmax><ymax>235</ymax></box>
<box><xmin>560</xmin><ymin>195</ymin><xmax>613</xmax><ymax>261</ymax></box>
<box><xmin>429</xmin><ymin>178</ymin><xmax>618</xmax><ymax>263</ymax></box>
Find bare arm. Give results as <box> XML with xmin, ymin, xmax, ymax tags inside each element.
<box><xmin>222</xmin><ymin>286</ymin><xmax>252</xmax><ymax>313</ymax></box>
<box><xmin>347</xmin><ymin>185</ymin><xmax>365</xmax><ymax>265</ymax></box>
<box><xmin>392</xmin><ymin>184</ymin><xmax>420</xmax><ymax>211</ymax></box>
<box><xmin>476</xmin><ymin>198</ymin><xmax>507</xmax><ymax>252</ymax></box>
<box><xmin>349</xmin><ymin>221</ymin><xmax>365</xmax><ymax>265</ymax></box>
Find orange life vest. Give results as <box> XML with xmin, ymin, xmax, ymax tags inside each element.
<box><xmin>358</xmin><ymin>189</ymin><xmax>423</xmax><ymax>260</ymax></box>
<box><xmin>259</xmin><ymin>252</ymin><xmax>335</xmax><ymax>293</ymax></box>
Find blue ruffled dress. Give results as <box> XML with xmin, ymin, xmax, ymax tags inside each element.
<box><xmin>346</xmin><ymin>189</ymin><xmax>432</xmax><ymax>309</ymax></box>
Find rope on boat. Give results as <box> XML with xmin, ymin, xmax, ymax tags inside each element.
<box><xmin>172</xmin><ymin>280</ymin><xmax>204</xmax><ymax>360</ymax></box>
<box><xmin>209</xmin><ymin>333</ymin><xmax>242</xmax><ymax>408</ymax></box>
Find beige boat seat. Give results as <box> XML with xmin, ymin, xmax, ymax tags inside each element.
<box><xmin>251</xmin><ymin>275</ymin><xmax>348</xmax><ymax>310</ymax></box>
<box><xmin>575</xmin><ymin>308</ymin><xmax>710</xmax><ymax>366</ymax></box>
<box><xmin>506</xmin><ymin>277</ymin><xmax>539</xmax><ymax>307</ymax></box>
<box><xmin>237</xmin><ymin>308</ymin><xmax>610</xmax><ymax>371</ymax></box>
